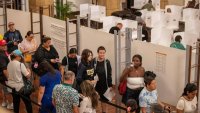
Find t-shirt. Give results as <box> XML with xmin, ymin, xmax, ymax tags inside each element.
<box><xmin>109</xmin><ymin>26</ymin><xmax>120</xmax><ymax>34</ymax></box>
<box><xmin>176</xmin><ymin>96</ymin><xmax>197</xmax><ymax>113</ymax></box>
<box><xmin>139</xmin><ymin>87</ymin><xmax>158</xmax><ymax>113</ymax></box>
<box><xmin>7</xmin><ymin>60</ymin><xmax>29</xmax><ymax>91</ymax></box>
<box><xmin>79</xmin><ymin>97</ymin><xmax>96</xmax><ymax>113</ymax></box>
<box><xmin>40</xmin><ymin>70</ymin><xmax>61</xmax><ymax>98</ymax></box>
<box><xmin>0</xmin><ymin>51</ymin><xmax>9</xmax><ymax>82</ymax></box>
<box><xmin>62</xmin><ymin>56</ymin><xmax>78</xmax><ymax>75</ymax></box>
<box><xmin>52</xmin><ymin>84</ymin><xmax>79</xmax><ymax>113</ymax></box>
<box><xmin>170</xmin><ymin>42</ymin><xmax>185</xmax><ymax>50</ymax></box>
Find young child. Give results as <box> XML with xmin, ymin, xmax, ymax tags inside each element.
<box><xmin>127</xmin><ymin>99</ymin><xmax>138</xmax><ymax>113</ymax></box>
<box><xmin>79</xmin><ymin>80</ymin><xmax>99</xmax><ymax>113</ymax></box>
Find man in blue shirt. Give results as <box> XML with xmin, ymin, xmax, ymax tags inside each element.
<box><xmin>139</xmin><ymin>71</ymin><xmax>170</xmax><ymax>113</ymax></box>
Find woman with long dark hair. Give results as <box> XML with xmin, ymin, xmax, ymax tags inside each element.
<box><xmin>79</xmin><ymin>80</ymin><xmax>99</xmax><ymax>113</ymax></box>
<box><xmin>176</xmin><ymin>83</ymin><xmax>197</xmax><ymax>113</ymax></box>
<box><xmin>120</xmin><ymin>54</ymin><xmax>145</xmax><ymax>113</ymax></box>
<box><xmin>37</xmin><ymin>61</ymin><xmax>62</xmax><ymax>113</ymax></box>
<box><xmin>76</xmin><ymin>49</ymin><xmax>96</xmax><ymax>91</ymax></box>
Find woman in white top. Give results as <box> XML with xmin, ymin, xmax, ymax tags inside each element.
<box><xmin>176</xmin><ymin>83</ymin><xmax>197</xmax><ymax>113</ymax></box>
<box><xmin>79</xmin><ymin>80</ymin><xmax>99</xmax><ymax>113</ymax></box>
<box><xmin>120</xmin><ymin>54</ymin><xmax>145</xmax><ymax>113</ymax></box>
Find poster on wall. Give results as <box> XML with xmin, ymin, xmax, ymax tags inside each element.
<box><xmin>155</xmin><ymin>52</ymin><xmax>166</xmax><ymax>75</ymax></box>
<box><xmin>50</xmin><ymin>23</ymin><xmax>67</xmax><ymax>60</ymax></box>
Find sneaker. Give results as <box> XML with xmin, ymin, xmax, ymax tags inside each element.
<box><xmin>7</xmin><ymin>103</ymin><xmax>13</xmax><ymax>110</ymax></box>
<box><xmin>1</xmin><ymin>101</ymin><xmax>7</xmax><ymax>107</ymax></box>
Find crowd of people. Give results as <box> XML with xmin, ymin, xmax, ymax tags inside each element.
<box><xmin>0</xmin><ymin>21</ymin><xmax>198</xmax><ymax>113</ymax></box>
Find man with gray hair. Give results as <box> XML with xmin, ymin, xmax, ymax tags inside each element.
<box><xmin>52</xmin><ymin>71</ymin><xmax>79</xmax><ymax>113</ymax></box>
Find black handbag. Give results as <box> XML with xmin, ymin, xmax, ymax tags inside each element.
<box><xmin>20</xmin><ymin>63</ymin><xmax>34</xmax><ymax>95</ymax></box>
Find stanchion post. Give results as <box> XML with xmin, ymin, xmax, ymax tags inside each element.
<box><xmin>196</xmin><ymin>39</ymin><xmax>200</xmax><ymax>108</ymax></box>
<box><xmin>66</xmin><ymin>18</ymin><xmax>70</xmax><ymax>54</ymax></box>
<box><xmin>125</xmin><ymin>28</ymin><xmax>132</xmax><ymax>66</ymax></box>
<box><xmin>76</xmin><ymin>15</ymin><xmax>81</xmax><ymax>55</ymax></box>
<box><xmin>185</xmin><ymin>45</ymin><xmax>192</xmax><ymax>85</ymax></box>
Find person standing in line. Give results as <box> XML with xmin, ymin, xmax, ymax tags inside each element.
<box><xmin>120</xmin><ymin>54</ymin><xmax>145</xmax><ymax>113</ymax></box>
<box><xmin>19</xmin><ymin>31</ymin><xmax>37</xmax><ymax>64</ymax></box>
<box><xmin>37</xmin><ymin>61</ymin><xmax>62</xmax><ymax>113</ymax></box>
<box><xmin>79</xmin><ymin>80</ymin><xmax>99</xmax><ymax>113</ymax></box>
<box><xmin>139</xmin><ymin>71</ymin><xmax>170</xmax><ymax>113</ymax></box>
<box><xmin>76</xmin><ymin>49</ymin><xmax>97</xmax><ymax>92</ymax></box>
<box><xmin>34</xmin><ymin>36</ymin><xmax>59</xmax><ymax>71</ymax></box>
<box><xmin>7</xmin><ymin>49</ymin><xmax>32</xmax><ymax>113</ymax></box>
<box><xmin>52</xmin><ymin>71</ymin><xmax>79</xmax><ymax>113</ymax></box>
<box><xmin>4</xmin><ymin>22</ymin><xmax>23</xmax><ymax>54</ymax></box>
<box><xmin>176</xmin><ymin>83</ymin><xmax>197</xmax><ymax>113</ymax></box>
<box><xmin>94</xmin><ymin>46</ymin><xmax>113</xmax><ymax>113</ymax></box>
<box><xmin>0</xmin><ymin>40</ymin><xmax>13</xmax><ymax>109</ymax></box>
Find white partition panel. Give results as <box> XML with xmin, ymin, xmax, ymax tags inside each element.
<box><xmin>100</xmin><ymin>16</ymin><xmax>122</xmax><ymax>32</ymax></box>
<box><xmin>183</xmin><ymin>8</ymin><xmax>199</xmax><ymax>21</ymax></box>
<box><xmin>185</xmin><ymin>19</ymin><xmax>200</xmax><ymax>35</ymax></box>
<box><xmin>134</xmin><ymin>0</ymin><xmax>147</xmax><ymax>9</ymax></box>
<box><xmin>131</xmin><ymin>40</ymin><xmax>186</xmax><ymax>105</ymax></box>
<box><xmin>165</xmin><ymin>5</ymin><xmax>183</xmax><ymax>21</ymax></box>
<box><xmin>151</xmin><ymin>11</ymin><xmax>167</xmax><ymax>28</ymax></box>
<box><xmin>165</xmin><ymin>13</ymin><xmax>179</xmax><ymax>30</ymax></box>
<box><xmin>151</xmin><ymin>27</ymin><xmax>173</xmax><ymax>47</ymax></box>
<box><xmin>90</xmin><ymin>5</ymin><xmax>106</xmax><ymax>20</ymax></box>
<box><xmin>43</xmin><ymin>15</ymin><xmax>76</xmax><ymax>60</ymax></box>
<box><xmin>80</xmin><ymin>4</ymin><xmax>90</xmax><ymax>17</ymax></box>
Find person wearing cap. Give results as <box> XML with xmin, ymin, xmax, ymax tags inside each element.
<box><xmin>7</xmin><ymin>49</ymin><xmax>32</xmax><ymax>113</ymax></box>
<box><xmin>0</xmin><ymin>40</ymin><xmax>13</xmax><ymax>109</ymax></box>
<box><xmin>4</xmin><ymin>22</ymin><xmax>23</xmax><ymax>54</ymax></box>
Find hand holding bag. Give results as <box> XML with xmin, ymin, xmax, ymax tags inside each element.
<box><xmin>20</xmin><ymin>63</ymin><xmax>34</xmax><ymax>95</ymax></box>
<box><xmin>118</xmin><ymin>80</ymin><xmax>127</xmax><ymax>95</ymax></box>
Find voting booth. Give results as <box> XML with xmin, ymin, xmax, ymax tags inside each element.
<box><xmin>165</xmin><ymin>5</ymin><xmax>183</xmax><ymax>21</ymax></box>
<box><xmin>151</xmin><ymin>27</ymin><xmax>173</xmax><ymax>46</ymax></box>
<box><xmin>99</xmin><ymin>16</ymin><xmax>122</xmax><ymax>32</ymax></box>
<box><xmin>80</xmin><ymin>4</ymin><xmax>106</xmax><ymax>20</ymax></box>
<box><xmin>183</xmin><ymin>8</ymin><xmax>199</xmax><ymax>21</ymax></box>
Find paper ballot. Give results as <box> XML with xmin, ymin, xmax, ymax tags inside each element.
<box><xmin>103</xmin><ymin>88</ymin><xmax>115</xmax><ymax>101</ymax></box>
